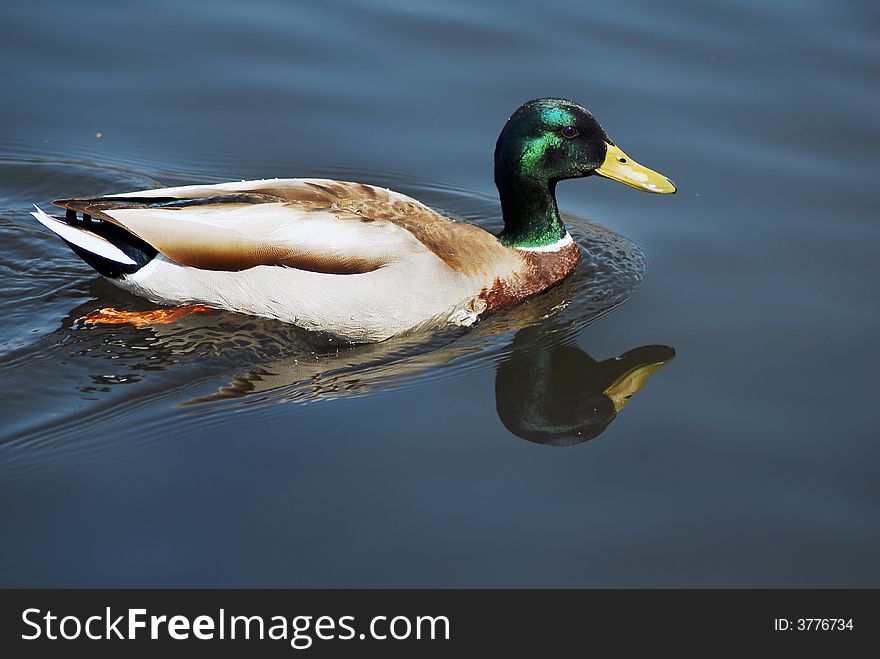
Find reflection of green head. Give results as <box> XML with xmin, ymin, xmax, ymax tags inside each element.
<box><xmin>495</xmin><ymin>338</ymin><xmax>674</xmax><ymax>446</ymax></box>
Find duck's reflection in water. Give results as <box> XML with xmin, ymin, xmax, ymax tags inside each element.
<box><xmin>495</xmin><ymin>324</ymin><xmax>674</xmax><ymax>446</ymax></box>
<box><xmin>179</xmin><ymin>309</ymin><xmax>674</xmax><ymax>446</ymax></box>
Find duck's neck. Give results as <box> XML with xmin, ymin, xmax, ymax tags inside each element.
<box><xmin>497</xmin><ymin>175</ymin><xmax>567</xmax><ymax>248</ymax></box>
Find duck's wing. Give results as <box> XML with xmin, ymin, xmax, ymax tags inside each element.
<box><xmin>53</xmin><ymin>178</ymin><xmax>508</xmax><ymax>275</ymax></box>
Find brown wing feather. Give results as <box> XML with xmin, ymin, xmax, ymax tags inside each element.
<box><xmin>236</xmin><ymin>180</ymin><xmax>516</xmax><ymax>277</ymax></box>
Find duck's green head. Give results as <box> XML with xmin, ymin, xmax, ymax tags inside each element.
<box><xmin>495</xmin><ymin>98</ymin><xmax>675</xmax><ymax>247</ymax></box>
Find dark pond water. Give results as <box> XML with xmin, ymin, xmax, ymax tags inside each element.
<box><xmin>1</xmin><ymin>0</ymin><xmax>877</xmax><ymax>586</ymax></box>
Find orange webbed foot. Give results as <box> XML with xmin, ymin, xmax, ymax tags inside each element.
<box><xmin>80</xmin><ymin>304</ymin><xmax>213</xmax><ymax>327</ymax></box>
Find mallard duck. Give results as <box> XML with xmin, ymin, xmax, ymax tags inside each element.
<box><xmin>32</xmin><ymin>98</ymin><xmax>675</xmax><ymax>343</ymax></box>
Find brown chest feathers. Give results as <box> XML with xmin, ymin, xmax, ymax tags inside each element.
<box><xmin>479</xmin><ymin>240</ymin><xmax>581</xmax><ymax>312</ymax></box>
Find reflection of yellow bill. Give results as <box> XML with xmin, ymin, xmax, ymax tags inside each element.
<box><xmin>603</xmin><ymin>362</ymin><xmax>668</xmax><ymax>412</ymax></box>
<box><xmin>596</xmin><ymin>143</ymin><xmax>676</xmax><ymax>194</ymax></box>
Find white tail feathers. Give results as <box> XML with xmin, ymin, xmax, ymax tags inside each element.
<box><xmin>31</xmin><ymin>205</ymin><xmax>137</xmax><ymax>265</ymax></box>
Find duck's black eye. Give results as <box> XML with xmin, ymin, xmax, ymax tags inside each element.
<box><xmin>560</xmin><ymin>125</ymin><xmax>579</xmax><ymax>139</ymax></box>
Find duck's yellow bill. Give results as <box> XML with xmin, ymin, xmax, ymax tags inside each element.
<box><xmin>603</xmin><ymin>361</ymin><xmax>669</xmax><ymax>413</ymax></box>
<box><xmin>596</xmin><ymin>143</ymin><xmax>676</xmax><ymax>194</ymax></box>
